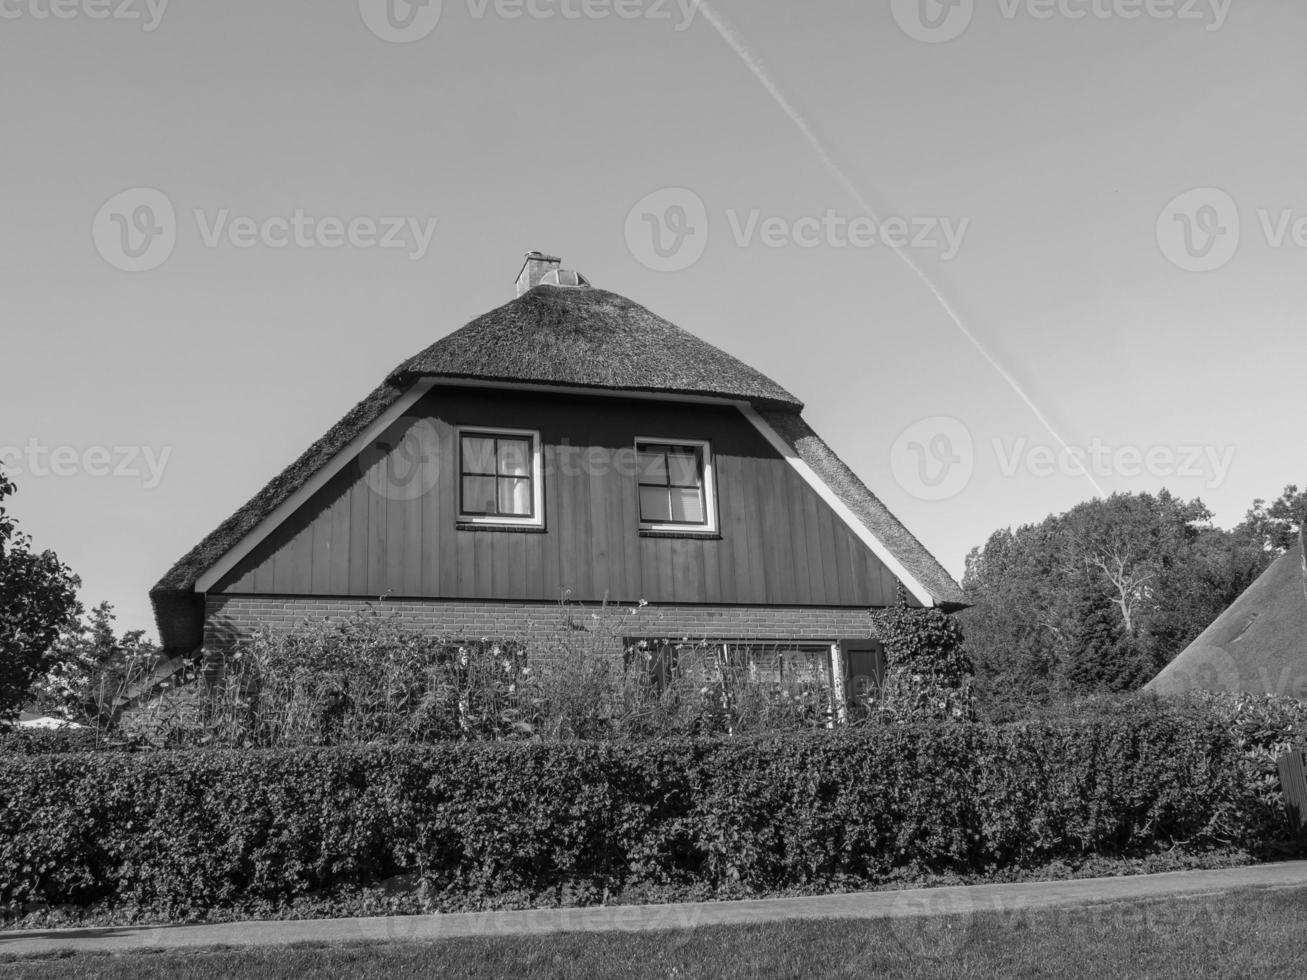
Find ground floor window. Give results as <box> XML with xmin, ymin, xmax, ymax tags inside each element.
<box><xmin>628</xmin><ymin>637</ymin><xmax>886</xmax><ymax>715</ymax></box>
<box><xmin>629</xmin><ymin>640</ymin><xmax>834</xmax><ymax>692</ymax></box>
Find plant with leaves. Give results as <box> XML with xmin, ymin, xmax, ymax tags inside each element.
<box><xmin>33</xmin><ymin>602</ymin><xmax>162</xmax><ymax>729</ymax></box>
<box><xmin>962</xmin><ymin>490</ymin><xmax>1272</xmax><ymax>713</ymax></box>
<box><xmin>1238</xmin><ymin>484</ymin><xmax>1307</xmax><ymax>553</ymax></box>
<box><xmin>0</xmin><ymin>472</ymin><xmax>82</xmax><ymax>720</ymax></box>
<box><xmin>865</xmin><ymin>605</ymin><xmax>975</xmax><ymax>722</ymax></box>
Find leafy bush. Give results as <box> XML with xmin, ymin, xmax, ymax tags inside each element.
<box><xmin>1</xmin><ymin>702</ymin><xmax>1297</xmax><ymax>922</ymax></box>
<box><xmin>108</xmin><ymin>607</ymin><xmax>839</xmax><ymax>748</ymax></box>
<box><xmin>864</xmin><ymin>606</ymin><xmax>975</xmax><ymax>722</ymax></box>
<box><xmin>0</xmin><ymin>726</ymin><xmax>100</xmax><ymax>756</ymax></box>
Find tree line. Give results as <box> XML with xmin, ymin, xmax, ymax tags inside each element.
<box><xmin>962</xmin><ymin>485</ymin><xmax>1307</xmax><ymax>716</ymax></box>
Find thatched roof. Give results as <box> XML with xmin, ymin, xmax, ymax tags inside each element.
<box><xmin>151</xmin><ymin>381</ymin><xmax>409</xmax><ymax>652</ymax></box>
<box><xmin>391</xmin><ymin>287</ymin><xmax>803</xmax><ymax>411</ymax></box>
<box><xmin>150</xmin><ymin>282</ymin><xmax>964</xmax><ymax>653</ymax></box>
<box><xmin>1148</xmin><ymin>534</ymin><xmax>1307</xmax><ymax>697</ymax></box>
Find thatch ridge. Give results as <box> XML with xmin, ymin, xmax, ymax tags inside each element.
<box><xmin>391</xmin><ymin>286</ymin><xmax>803</xmax><ymax>411</ymax></box>
<box><xmin>759</xmin><ymin>410</ymin><xmax>969</xmax><ymax>609</ymax></box>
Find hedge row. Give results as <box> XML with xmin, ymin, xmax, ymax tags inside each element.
<box><xmin>2</xmin><ymin>704</ymin><xmax>1294</xmax><ymax>920</ymax></box>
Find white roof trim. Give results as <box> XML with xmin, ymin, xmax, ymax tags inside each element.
<box><xmin>737</xmin><ymin>405</ymin><xmax>937</xmax><ymax>608</ymax></box>
<box><xmin>194</xmin><ymin>379</ymin><xmax>438</xmax><ymax>593</ymax></box>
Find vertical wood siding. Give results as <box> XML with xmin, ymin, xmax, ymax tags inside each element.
<box><xmin>216</xmin><ymin>390</ymin><xmax>903</xmax><ymax>606</ymax></box>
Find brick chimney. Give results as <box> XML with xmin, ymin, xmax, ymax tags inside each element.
<box><xmin>516</xmin><ymin>251</ymin><xmax>562</xmax><ymax>297</ymax></box>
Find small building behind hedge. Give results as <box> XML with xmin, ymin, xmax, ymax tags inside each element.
<box><xmin>1148</xmin><ymin>530</ymin><xmax>1307</xmax><ymax>698</ymax></box>
<box><xmin>150</xmin><ymin>253</ymin><xmax>967</xmax><ymax>703</ymax></box>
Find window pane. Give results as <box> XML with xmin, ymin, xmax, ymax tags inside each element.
<box><xmin>637</xmin><ymin>450</ymin><xmax>668</xmax><ymax>486</ymax></box>
<box><xmin>462</xmin><ymin>437</ymin><xmax>496</xmax><ymax>475</ymax></box>
<box><xmin>498</xmin><ymin>477</ymin><xmax>532</xmax><ymax>516</ymax></box>
<box><xmin>498</xmin><ymin>439</ymin><xmax>531</xmax><ymax>477</ymax></box>
<box><xmin>670</xmin><ymin>487</ymin><xmax>706</xmax><ymax>524</ymax></box>
<box><xmin>666</xmin><ymin>449</ymin><xmax>701</xmax><ymax>488</ymax></box>
<box><xmin>639</xmin><ymin>486</ymin><xmax>672</xmax><ymax>523</ymax></box>
<box><xmin>462</xmin><ymin>476</ymin><xmax>498</xmax><ymax>514</ymax></box>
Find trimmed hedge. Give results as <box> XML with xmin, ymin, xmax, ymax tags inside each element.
<box><xmin>2</xmin><ymin>703</ymin><xmax>1293</xmax><ymax>921</ymax></box>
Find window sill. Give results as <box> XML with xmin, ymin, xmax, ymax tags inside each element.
<box><xmin>456</xmin><ymin>522</ymin><xmax>547</xmax><ymax>534</ymax></box>
<box><xmin>638</xmin><ymin>529</ymin><xmax>722</xmax><ymax>540</ymax></box>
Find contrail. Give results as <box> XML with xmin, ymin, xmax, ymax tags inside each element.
<box><xmin>691</xmin><ymin>0</ymin><xmax>1106</xmax><ymax>497</ymax></box>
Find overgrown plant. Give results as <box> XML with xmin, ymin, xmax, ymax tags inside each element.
<box><xmin>91</xmin><ymin>600</ymin><xmax>842</xmax><ymax>747</ymax></box>
<box><xmin>862</xmin><ymin>605</ymin><xmax>976</xmax><ymax>723</ymax></box>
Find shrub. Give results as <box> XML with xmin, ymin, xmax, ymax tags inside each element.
<box><xmin>1</xmin><ymin>703</ymin><xmax>1296</xmax><ymax>922</ymax></box>
<box><xmin>865</xmin><ymin>606</ymin><xmax>976</xmax><ymax>722</ymax></box>
<box><xmin>106</xmin><ymin>607</ymin><xmax>839</xmax><ymax>748</ymax></box>
<box><xmin>0</xmin><ymin>726</ymin><xmax>100</xmax><ymax>756</ymax></box>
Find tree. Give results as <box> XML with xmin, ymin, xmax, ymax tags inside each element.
<box><xmin>0</xmin><ymin>471</ymin><xmax>82</xmax><ymax>719</ymax></box>
<box><xmin>1238</xmin><ymin>485</ymin><xmax>1307</xmax><ymax>552</ymax></box>
<box><xmin>962</xmin><ymin>490</ymin><xmax>1272</xmax><ymax>712</ymax></box>
<box><xmin>35</xmin><ymin>601</ymin><xmax>161</xmax><ymax>727</ymax></box>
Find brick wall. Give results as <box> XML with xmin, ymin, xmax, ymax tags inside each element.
<box><xmin>203</xmin><ymin>594</ymin><xmax>878</xmax><ymax>667</ymax></box>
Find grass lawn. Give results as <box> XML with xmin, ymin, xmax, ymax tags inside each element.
<box><xmin>3</xmin><ymin>887</ymin><xmax>1305</xmax><ymax>979</ymax></box>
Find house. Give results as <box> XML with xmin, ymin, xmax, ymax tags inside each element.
<box><xmin>1147</xmin><ymin>530</ymin><xmax>1307</xmax><ymax>699</ymax></box>
<box><xmin>150</xmin><ymin>253</ymin><xmax>968</xmax><ymax>703</ymax></box>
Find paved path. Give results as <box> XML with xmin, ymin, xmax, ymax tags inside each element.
<box><xmin>3</xmin><ymin>862</ymin><xmax>1306</xmax><ymax>959</ymax></box>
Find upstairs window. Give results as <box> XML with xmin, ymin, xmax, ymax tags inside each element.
<box><xmin>458</xmin><ymin>428</ymin><xmax>544</xmax><ymax>527</ymax></box>
<box><xmin>635</xmin><ymin>438</ymin><xmax>717</xmax><ymax>533</ymax></box>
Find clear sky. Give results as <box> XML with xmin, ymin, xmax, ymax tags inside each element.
<box><xmin>2</xmin><ymin>0</ymin><xmax>1304</xmax><ymax>640</ymax></box>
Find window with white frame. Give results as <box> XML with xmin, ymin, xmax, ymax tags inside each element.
<box><xmin>458</xmin><ymin>427</ymin><xmax>544</xmax><ymax>527</ymax></box>
<box><xmin>635</xmin><ymin>438</ymin><xmax>716</xmax><ymax>532</ymax></box>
